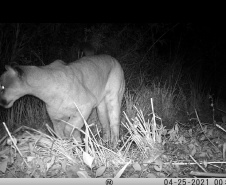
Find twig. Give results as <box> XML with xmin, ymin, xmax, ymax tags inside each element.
<box><xmin>165</xmin><ymin>161</ymin><xmax>226</xmax><ymax>165</ymax></box>
<box><xmin>141</xmin><ymin>23</ymin><xmax>179</xmax><ymax>62</ymax></box>
<box><xmin>190</xmin><ymin>171</ymin><xmax>226</xmax><ymax>178</ymax></box>
<box><xmin>195</xmin><ymin>109</ymin><xmax>221</xmax><ymax>153</ymax></box>
<box><xmin>2</xmin><ymin>122</ymin><xmax>29</xmax><ymax>167</ymax></box>
<box><xmin>189</xmin><ymin>155</ymin><xmax>207</xmax><ymax>173</ymax></box>
<box><xmin>216</xmin><ymin>124</ymin><xmax>226</xmax><ymax>133</ymax></box>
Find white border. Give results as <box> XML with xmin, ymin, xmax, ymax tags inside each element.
<box><xmin>0</xmin><ymin>178</ymin><xmax>220</xmax><ymax>185</ymax></box>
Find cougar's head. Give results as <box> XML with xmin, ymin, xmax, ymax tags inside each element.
<box><xmin>0</xmin><ymin>65</ymin><xmax>27</xmax><ymax>108</ymax></box>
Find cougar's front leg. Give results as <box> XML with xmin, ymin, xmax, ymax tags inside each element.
<box><xmin>51</xmin><ymin>119</ymin><xmax>66</xmax><ymax>138</ymax></box>
<box><xmin>63</xmin><ymin>116</ymin><xmax>84</xmax><ymax>142</ymax></box>
<box><xmin>64</xmin><ymin>107</ymin><xmax>93</xmax><ymax>142</ymax></box>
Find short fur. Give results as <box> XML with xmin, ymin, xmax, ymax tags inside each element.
<box><xmin>0</xmin><ymin>55</ymin><xmax>125</xmax><ymax>146</ymax></box>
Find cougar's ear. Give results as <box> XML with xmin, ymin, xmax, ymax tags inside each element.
<box><xmin>5</xmin><ymin>65</ymin><xmax>18</xmax><ymax>76</ymax></box>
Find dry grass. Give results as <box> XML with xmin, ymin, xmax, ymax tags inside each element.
<box><xmin>0</xmin><ymin>94</ymin><xmax>167</xmax><ymax>178</ymax></box>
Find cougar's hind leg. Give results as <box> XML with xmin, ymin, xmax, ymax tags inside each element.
<box><xmin>97</xmin><ymin>101</ymin><xmax>111</xmax><ymax>142</ymax></box>
<box><xmin>105</xmin><ymin>82</ymin><xmax>125</xmax><ymax>147</ymax></box>
<box><xmin>105</xmin><ymin>94</ymin><xmax>122</xmax><ymax>147</ymax></box>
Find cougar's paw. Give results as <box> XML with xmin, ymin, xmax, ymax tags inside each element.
<box><xmin>102</xmin><ymin>132</ymin><xmax>111</xmax><ymax>143</ymax></box>
<box><xmin>110</xmin><ymin>134</ymin><xmax>119</xmax><ymax>149</ymax></box>
<box><xmin>110</xmin><ymin>125</ymin><xmax>119</xmax><ymax>148</ymax></box>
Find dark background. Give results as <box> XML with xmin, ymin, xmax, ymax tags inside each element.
<box><xmin>0</xmin><ymin>23</ymin><xmax>226</xmax><ymax>99</ymax></box>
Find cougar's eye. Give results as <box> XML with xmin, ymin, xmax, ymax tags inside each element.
<box><xmin>0</xmin><ymin>84</ymin><xmax>5</xmax><ymax>93</ymax></box>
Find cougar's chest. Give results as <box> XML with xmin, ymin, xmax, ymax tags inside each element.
<box><xmin>46</xmin><ymin>102</ymin><xmax>77</xmax><ymax>119</ymax></box>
